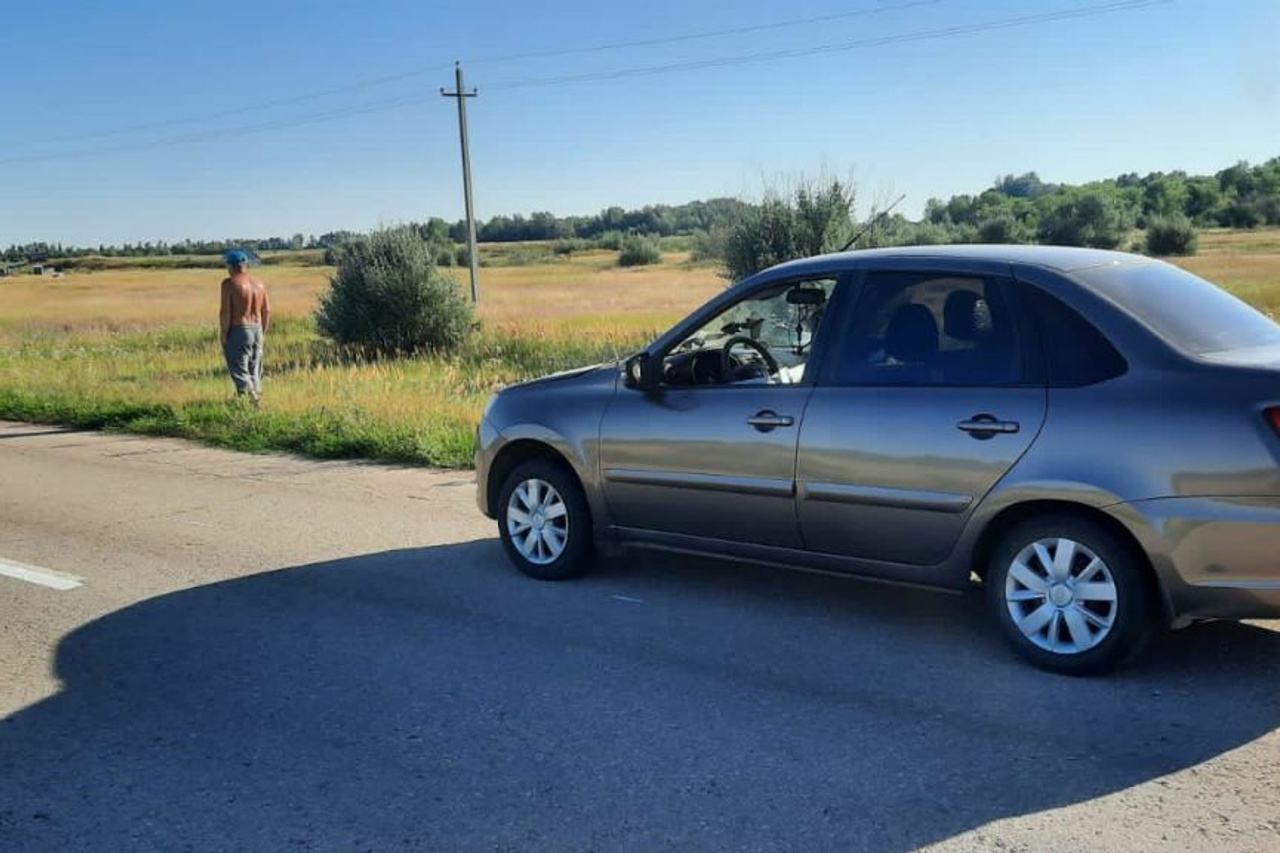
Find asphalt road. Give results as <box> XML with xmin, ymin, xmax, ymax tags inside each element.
<box><xmin>1</xmin><ymin>420</ymin><xmax>1278</xmax><ymax>853</ymax></box>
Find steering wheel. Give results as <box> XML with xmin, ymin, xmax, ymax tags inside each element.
<box><xmin>720</xmin><ymin>335</ymin><xmax>779</xmax><ymax>381</ymax></box>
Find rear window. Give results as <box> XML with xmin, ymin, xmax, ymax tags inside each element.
<box><xmin>1076</xmin><ymin>262</ymin><xmax>1280</xmax><ymax>356</ymax></box>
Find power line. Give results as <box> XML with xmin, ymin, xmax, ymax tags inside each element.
<box><xmin>0</xmin><ymin>92</ymin><xmax>435</xmax><ymax>164</ymax></box>
<box><xmin>467</xmin><ymin>0</ymin><xmax>945</xmax><ymax>66</ymax></box>
<box><xmin>0</xmin><ymin>65</ymin><xmax>455</xmax><ymax>150</ymax></box>
<box><xmin>1</xmin><ymin>0</ymin><xmax>941</xmax><ymax>152</ymax></box>
<box><xmin>488</xmin><ymin>0</ymin><xmax>1170</xmax><ymax>91</ymax></box>
<box><xmin>0</xmin><ymin>0</ymin><xmax>1169</xmax><ymax>166</ymax></box>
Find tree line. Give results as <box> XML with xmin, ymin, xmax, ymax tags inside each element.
<box><xmin>5</xmin><ymin>157</ymin><xmax>1278</xmax><ymax>265</ymax></box>
<box><xmin>2</xmin><ymin>199</ymin><xmax>754</xmax><ymax>263</ymax></box>
<box><xmin>1</xmin><ymin>233</ymin><xmax>343</xmax><ymax>263</ymax></box>
<box><xmin>884</xmin><ymin>157</ymin><xmax>1280</xmax><ymax>251</ymax></box>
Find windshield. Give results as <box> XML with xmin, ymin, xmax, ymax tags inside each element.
<box><xmin>686</xmin><ymin>284</ymin><xmax>824</xmax><ymax>354</ymax></box>
<box><xmin>662</xmin><ymin>278</ymin><xmax>836</xmax><ymax>386</ymax></box>
<box><xmin>1077</xmin><ymin>262</ymin><xmax>1280</xmax><ymax>356</ymax></box>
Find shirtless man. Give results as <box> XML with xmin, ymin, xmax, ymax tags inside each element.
<box><xmin>219</xmin><ymin>249</ymin><xmax>271</xmax><ymax>401</ymax></box>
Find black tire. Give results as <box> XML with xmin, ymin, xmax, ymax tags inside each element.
<box><xmin>987</xmin><ymin>514</ymin><xmax>1156</xmax><ymax>676</ymax></box>
<box><xmin>496</xmin><ymin>459</ymin><xmax>594</xmax><ymax>581</ymax></box>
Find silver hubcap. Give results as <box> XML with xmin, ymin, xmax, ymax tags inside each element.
<box><xmin>506</xmin><ymin>478</ymin><xmax>569</xmax><ymax>565</ymax></box>
<box><xmin>1005</xmin><ymin>537</ymin><xmax>1118</xmax><ymax>655</ymax></box>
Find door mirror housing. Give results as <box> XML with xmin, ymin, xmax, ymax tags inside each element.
<box><xmin>624</xmin><ymin>352</ymin><xmax>660</xmax><ymax>392</ymax></box>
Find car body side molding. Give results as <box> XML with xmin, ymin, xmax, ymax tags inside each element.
<box><xmin>602</xmin><ymin>468</ymin><xmax>795</xmax><ymax>498</ymax></box>
<box><xmin>801</xmin><ymin>481</ymin><xmax>973</xmax><ymax>513</ymax></box>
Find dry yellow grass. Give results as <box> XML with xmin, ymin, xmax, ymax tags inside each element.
<box><xmin>475</xmin><ymin>251</ymin><xmax>724</xmax><ymax>330</ymax></box>
<box><xmin>1195</xmin><ymin>228</ymin><xmax>1280</xmax><ymax>255</ymax></box>
<box><xmin>0</xmin><ymin>250</ymin><xmax>724</xmax><ymax>337</ymax></box>
<box><xmin>1172</xmin><ymin>229</ymin><xmax>1280</xmax><ymax>316</ymax></box>
<box><xmin>0</xmin><ymin>266</ymin><xmax>326</xmax><ymax>333</ymax></box>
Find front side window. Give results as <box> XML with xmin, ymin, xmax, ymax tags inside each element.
<box><xmin>661</xmin><ymin>278</ymin><xmax>837</xmax><ymax>387</ymax></box>
<box><xmin>829</xmin><ymin>272</ymin><xmax>1023</xmax><ymax>387</ymax></box>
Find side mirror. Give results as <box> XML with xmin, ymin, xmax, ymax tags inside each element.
<box><xmin>624</xmin><ymin>352</ymin><xmax>660</xmax><ymax>392</ymax></box>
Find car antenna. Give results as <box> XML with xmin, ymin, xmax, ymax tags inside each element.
<box><xmin>839</xmin><ymin>194</ymin><xmax>906</xmax><ymax>252</ymax></box>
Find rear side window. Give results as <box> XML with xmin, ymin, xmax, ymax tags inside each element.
<box><xmin>828</xmin><ymin>272</ymin><xmax>1024</xmax><ymax>387</ymax></box>
<box><xmin>1024</xmin><ymin>287</ymin><xmax>1127</xmax><ymax>387</ymax></box>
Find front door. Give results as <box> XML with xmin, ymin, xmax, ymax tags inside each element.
<box><xmin>796</xmin><ymin>268</ymin><xmax>1046</xmax><ymax>565</ymax></box>
<box><xmin>599</xmin><ymin>385</ymin><xmax>812</xmax><ymax>547</ymax></box>
<box><xmin>599</xmin><ymin>276</ymin><xmax>841</xmax><ymax>549</ymax></box>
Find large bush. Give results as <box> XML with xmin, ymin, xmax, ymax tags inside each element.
<box><xmin>617</xmin><ymin>235</ymin><xmax>662</xmax><ymax>267</ymax></box>
<box><xmin>315</xmin><ymin>227</ymin><xmax>474</xmax><ymax>356</ymax></box>
<box><xmin>1144</xmin><ymin>215</ymin><xmax>1198</xmax><ymax>256</ymax></box>
<box><xmin>689</xmin><ymin>228</ymin><xmax>726</xmax><ymax>263</ymax></box>
<box><xmin>594</xmin><ymin>230</ymin><xmax>625</xmax><ymax>251</ymax></box>
<box><xmin>721</xmin><ymin>176</ymin><xmax>857</xmax><ymax>281</ymax></box>
<box><xmin>1219</xmin><ymin>199</ymin><xmax>1263</xmax><ymax>229</ymax></box>
<box><xmin>1037</xmin><ymin>191</ymin><xmax>1134</xmax><ymax>249</ymax></box>
<box><xmin>977</xmin><ymin>213</ymin><xmax>1034</xmax><ymax>244</ymax></box>
<box><xmin>553</xmin><ymin>237</ymin><xmax>591</xmax><ymax>256</ymax></box>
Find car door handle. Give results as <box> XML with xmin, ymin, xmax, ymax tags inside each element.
<box><xmin>957</xmin><ymin>414</ymin><xmax>1020</xmax><ymax>437</ymax></box>
<box><xmin>747</xmin><ymin>410</ymin><xmax>795</xmax><ymax>431</ymax></box>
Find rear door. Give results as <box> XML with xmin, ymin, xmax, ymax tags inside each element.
<box><xmin>795</xmin><ymin>264</ymin><xmax>1046</xmax><ymax>566</ymax></box>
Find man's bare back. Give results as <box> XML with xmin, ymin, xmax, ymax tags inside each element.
<box><xmin>220</xmin><ymin>271</ymin><xmax>270</xmax><ymax>339</ymax></box>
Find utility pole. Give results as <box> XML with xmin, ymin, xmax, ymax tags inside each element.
<box><xmin>441</xmin><ymin>61</ymin><xmax>480</xmax><ymax>304</ymax></box>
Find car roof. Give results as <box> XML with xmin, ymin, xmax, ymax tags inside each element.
<box><xmin>760</xmin><ymin>244</ymin><xmax>1152</xmax><ymax>280</ymax></box>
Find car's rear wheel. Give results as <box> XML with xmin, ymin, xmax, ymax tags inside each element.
<box><xmin>987</xmin><ymin>515</ymin><xmax>1155</xmax><ymax>675</ymax></box>
<box><xmin>497</xmin><ymin>459</ymin><xmax>593</xmax><ymax>580</ymax></box>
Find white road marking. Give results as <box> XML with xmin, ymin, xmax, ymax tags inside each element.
<box><xmin>0</xmin><ymin>558</ymin><xmax>83</xmax><ymax>591</ymax></box>
<box><xmin>611</xmin><ymin>594</ymin><xmax>644</xmax><ymax>604</ymax></box>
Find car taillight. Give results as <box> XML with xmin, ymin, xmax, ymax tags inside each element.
<box><xmin>1266</xmin><ymin>407</ymin><xmax>1280</xmax><ymax>437</ymax></box>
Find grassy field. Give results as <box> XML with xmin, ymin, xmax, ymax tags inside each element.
<box><xmin>2</xmin><ymin>230</ymin><xmax>1277</xmax><ymax>468</ymax></box>
<box><xmin>1177</xmin><ymin>229</ymin><xmax>1280</xmax><ymax>317</ymax></box>
<box><xmin>0</xmin><ymin>249</ymin><xmax>724</xmax><ymax>467</ymax></box>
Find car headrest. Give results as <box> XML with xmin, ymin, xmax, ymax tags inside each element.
<box><xmin>885</xmin><ymin>304</ymin><xmax>939</xmax><ymax>363</ymax></box>
<box><xmin>943</xmin><ymin>290</ymin><xmax>994</xmax><ymax>341</ymax></box>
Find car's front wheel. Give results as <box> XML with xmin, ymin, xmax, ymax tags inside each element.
<box><xmin>987</xmin><ymin>515</ymin><xmax>1156</xmax><ymax>675</ymax></box>
<box><xmin>497</xmin><ymin>459</ymin><xmax>593</xmax><ymax>580</ymax></box>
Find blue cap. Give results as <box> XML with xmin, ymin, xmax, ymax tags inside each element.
<box><xmin>223</xmin><ymin>248</ymin><xmax>250</xmax><ymax>266</ymax></box>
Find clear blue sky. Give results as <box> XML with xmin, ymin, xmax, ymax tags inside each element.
<box><xmin>2</xmin><ymin>0</ymin><xmax>1276</xmax><ymax>246</ymax></box>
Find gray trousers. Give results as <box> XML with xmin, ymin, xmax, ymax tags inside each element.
<box><xmin>223</xmin><ymin>324</ymin><xmax>264</xmax><ymax>397</ymax></box>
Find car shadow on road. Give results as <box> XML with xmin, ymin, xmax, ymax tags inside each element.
<box><xmin>2</xmin><ymin>540</ymin><xmax>1278</xmax><ymax>852</ymax></box>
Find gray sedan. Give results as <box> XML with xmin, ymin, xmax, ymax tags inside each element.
<box><xmin>476</xmin><ymin>245</ymin><xmax>1280</xmax><ymax>674</ymax></box>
